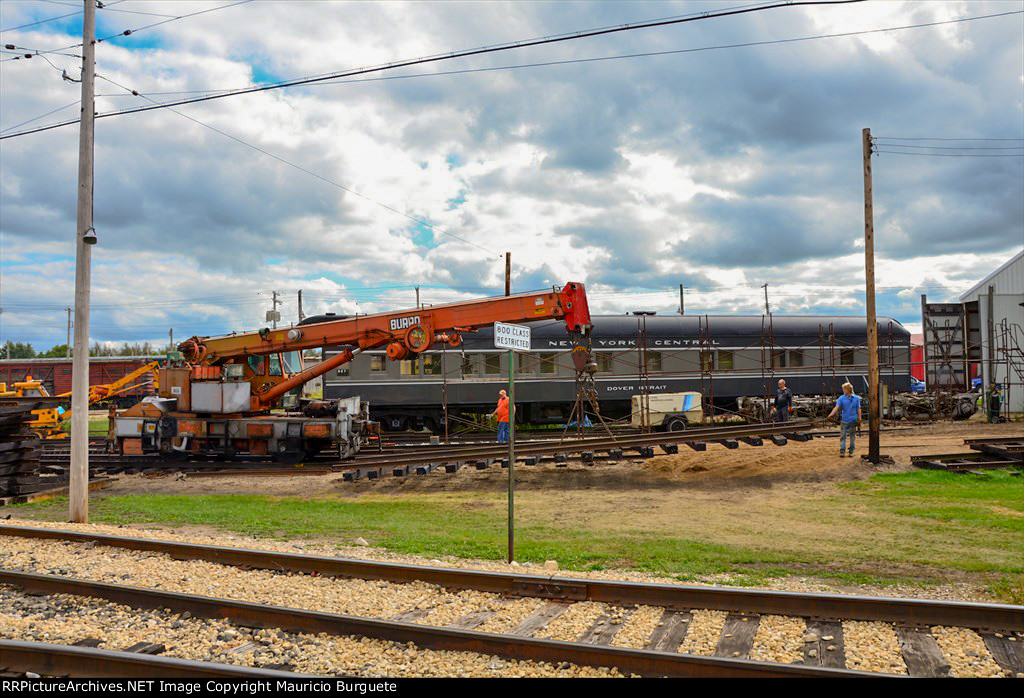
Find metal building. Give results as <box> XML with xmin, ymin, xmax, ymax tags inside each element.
<box><xmin>957</xmin><ymin>250</ymin><xmax>1024</xmax><ymax>414</ymax></box>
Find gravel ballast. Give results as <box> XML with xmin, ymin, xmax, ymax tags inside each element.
<box><xmin>0</xmin><ymin>519</ymin><xmax>1018</xmax><ymax>678</ymax></box>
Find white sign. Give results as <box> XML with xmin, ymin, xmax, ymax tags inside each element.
<box><xmin>494</xmin><ymin>322</ymin><xmax>531</xmax><ymax>351</ymax></box>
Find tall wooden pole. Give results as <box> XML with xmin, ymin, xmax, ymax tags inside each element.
<box><xmin>505</xmin><ymin>252</ymin><xmax>511</xmax><ymax>296</ymax></box>
<box><xmin>863</xmin><ymin>127</ymin><xmax>880</xmax><ymax>464</ymax></box>
<box><xmin>70</xmin><ymin>0</ymin><xmax>96</xmax><ymax>523</ymax></box>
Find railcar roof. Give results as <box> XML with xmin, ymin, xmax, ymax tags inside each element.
<box><xmin>469</xmin><ymin>315</ymin><xmax>911</xmax><ymax>340</ymax></box>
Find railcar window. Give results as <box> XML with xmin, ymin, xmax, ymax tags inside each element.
<box><xmin>717</xmin><ymin>351</ymin><xmax>734</xmax><ymax>370</ymax></box>
<box><xmin>841</xmin><ymin>349</ymin><xmax>855</xmax><ymax>365</ymax></box>
<box><xmin>484</xmin><ymin>353</ymin><xmax>502</xmax><ymax>375</ymax></box>
<box><xmin>423</xmin><ymin>355</ymin><xmax>442</xmax><ymax>375</ymax></box>
<box><xmin>596</xmin><ymin>353</ymin><xmax>613</xmax><ymax>372</ymax></box>
<box><xmin>700</xmin><ymin>350</ymin><xmax>714</xmax><ymax>371</ymax></box>
<box><xmin>517</xmin><ymin>353</ymin><xmax>534</xmax><ymax>373</ymax></box>
<box><xmin>369</xmin><ymin>356</ymin><xmax>386</xmax><ymax>373</ymax></box>
<box><xmin>539</xmin><ymin>353</ymin><xmax>558</xmax><ymax>374</ymax></box>
<box><xmin>401</xmin><ymin>359</ymin><xmax>420</xmax><ymax>376</ymax></box>
<box><xmin>461</xmin><ymin>355</ymin><xmax>476</xmax><ymax>376</ymax></box>
<box><xmin>772</xmin><ymin>350</ymin><xmax>786</xmax><ymax>369</ymax></box>
<box><xmin>789</xmin><ymin>350</ymin><xmax>804</xmax><ymax>368</ymax></box>
<box><xmin>646</xmin><ymin>351</ymin><xmax>662</xmax><ymax>371</ymax></box>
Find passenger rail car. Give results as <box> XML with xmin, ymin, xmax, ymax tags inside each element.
<box><xmin>323</xmin><ymin>315</ymin><xmax>912</xmax><ymax>431</ymax></box>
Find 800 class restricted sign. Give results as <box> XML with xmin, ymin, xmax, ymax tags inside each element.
<box><xmin>494</xmin><ymin>322</ymin><xmax>531</xmax><ymax>351</ymax></box>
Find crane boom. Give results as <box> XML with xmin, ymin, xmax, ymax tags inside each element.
<box><xmin>115</xmin><ymin>283</ymin><xmax>592</xmax><ymax>462</ymax></box>
<box><xmin>178</xmin><ymin>282</ymin><xmax>591</xmax><ymax>410</ymax></box>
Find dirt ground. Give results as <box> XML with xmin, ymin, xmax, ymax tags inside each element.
<box><xmin>102</xmin><ymin>419</ymin><xmax>1023</xmax><ymax>499</ymax></box>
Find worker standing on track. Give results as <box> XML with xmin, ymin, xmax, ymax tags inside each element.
<box><xmin>827</xmin><ymin>382</ymin><xmax>862</xmax><ymax>458</ymax></box>
<box><xmin>772</xmin><ymin>379</ymin><xmax>793</xmax><ymax>422</ymax></box>
<box><xmin>492</xmin><ymin>389</ymin><xmax>510</xmax><ymax>443</ymax></box>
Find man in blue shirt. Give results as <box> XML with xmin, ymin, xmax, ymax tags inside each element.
<box><xmin>827</xmin><ymin>382</ymin><xmax>862</xmax><ymax>457</ymax></box>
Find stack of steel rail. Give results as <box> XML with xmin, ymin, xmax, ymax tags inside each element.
<box><xmin>0</xmin><ymin>525</ymin><xmax>1022</xmax><ymax>678</ymax></box>
<box><xmin>911</xmin><ymin>436</ymin><xmax>1024</xmax><ymax>473</ymax></box>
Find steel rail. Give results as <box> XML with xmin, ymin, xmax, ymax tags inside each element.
<box><xmin>32</xmin><ymin>420</ymin><xmax>816</xmax><ymax>474</ymax></box>
<box><xmin>3</xmin><ymin>525</ymin><xmax>1021</xmax><ymax>631</ymax></box>
<box><xmin>0</xmin><ymin>639</ymin><xmax>312</xmax><ymax>678</ymax></box>
<box><xmin>0</xmin><ymin>570</ymin><xmax>882</xmax><ymax>678</ymax></box>
<box><xmin>337</xmin><ymin>421</ymin><xmax>817</xmax><ymax>470</ymax></box>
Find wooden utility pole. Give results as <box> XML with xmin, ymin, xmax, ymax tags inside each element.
<box><xmin>70</xmin><ymin>0</ymin><xmax>96</xmax><ymax>523</ymax></box>
<box><xmin>297</xmin><ymin>290</ymin><xmax>305</xmax><ymax>321</ymax></box>
<box><xmin>762</xmin><ymin>283</ymin><xmax>770</xmax><ymax>315</ymax></box>
<box><xmin>169</xmin><ymin>328</ymin><xmax>174</xmax><ymax>352</ymax></box>
<box><xmin>270</xmin><ymin>290</ymin><xmax>281</xmax><ymax>329</ymax></box>
<box><xmin>862</xmin><ymin>127</ymin><xmax>880</xmax><ymax>464</ymax></box>
<box><xmin>66</xmin><ymin>307</ymin><xmax>72</xmax><ymax>357</ymax></box>
<box><xmin>679</xmin><ymin>285</ymin><xmax>685</xmax><ymax>315</ymax></box>
<box><xmin>505</xmin><ymin>252</ymin><xmax>511</xmax><ymax>296</ymax></box>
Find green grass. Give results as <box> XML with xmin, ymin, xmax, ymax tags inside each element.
<box><xmin>59</xmin><ymin>416</ymin><xmax>109</xmax><ymax>434</ymax></box>
<box><xmin>11</xmin><ymin>468</ymin><xmax>1024</xmax><ymax>601</ymax></box>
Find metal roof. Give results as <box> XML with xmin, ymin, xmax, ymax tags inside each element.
<box><xmin>958</xmin><ymin>249</ymin><xmax>1024</xmax><ymax>300</ymax></box>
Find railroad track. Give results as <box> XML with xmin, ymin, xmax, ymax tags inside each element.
<box><xmin>1</xmin><ymin>525</ymin><xmax>1021</xmax><ymax>678</ymax></box>
<box><xmin>34</xmin><ymin>421</ymin><xmax>818</xmax><ymax>479</ymax></box>
<box><xmin>911</xmin><ymin>436</ymin><xmax>1024</xmax><ymax>473</ymax></box>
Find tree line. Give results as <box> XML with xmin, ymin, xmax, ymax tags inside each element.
<box><xmin>1</xmin><ymin>341</ymin><xmax>173</xmax><ymax>359</ymax></box>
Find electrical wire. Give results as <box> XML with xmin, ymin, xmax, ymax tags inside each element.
<box><xmin>874</xmin><ymin>136</ymin><xmax>1024</xmax><ymax>142</ymax></box>
<box><xmin>0</xmin><ymin>0</ymin><xmax>871</xmax><ymax>134</ymax></box>
<box><xmin>0</xmin><ymin>98</ymin><xmax>79</xmax><ymax>133</ymax></box>
<box><xmin>871</xmin><ymin>144</ymin><xmax>1024</xmax><ymax>150</ymax></box>
<box><xmin>94</xmin><ymin>73</ymin><xmax>499</xmax><ymax>255</ymax></box>
<box><xmin>875</xmin><ymin>150</ymin><xmax>1024</xmax><ymax>158</ymax></box>
<box><xmin>5</xmin><ymin>7</ymin><xmax>1021</xmax><ymax>138</ymax></box>
<box><xmin>0</xmin><ymin>0</ymin><xmax>128</xmax><ymax>33</ymax></box>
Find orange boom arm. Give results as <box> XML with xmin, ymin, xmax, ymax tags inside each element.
<box><xmin>178</xmin><ymin>282</ymin><xmax>591</xmax><ymax>410</ymax></box>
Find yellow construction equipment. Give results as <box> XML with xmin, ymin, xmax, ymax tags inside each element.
<box><xmin>0</xmin><ymin>361</ymin><xmax>161</xmax><ymax>439</ymax></box>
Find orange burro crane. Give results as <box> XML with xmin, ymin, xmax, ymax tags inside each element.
<box><xmin>113</xmin><ymin>282</ymin><xmax>591</xmax><ymax>460</ymax></box>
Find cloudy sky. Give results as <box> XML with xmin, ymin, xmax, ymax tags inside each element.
<box><xmin>1</xmin><ymin>0</ymin><xmax>1022</xmax><ymax>351</ymax></box>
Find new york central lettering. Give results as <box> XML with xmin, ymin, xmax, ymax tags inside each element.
<box><xmin>543</xmin><ymin>338</ymin><xmax>720</xmax><ymax>348</ymax></box>
<box><xmin>389</xmin><ymin>315</ymin><xmax>421</xmax><ymax>331</ymax></box>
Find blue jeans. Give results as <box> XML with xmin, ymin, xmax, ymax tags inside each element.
<box><xmin>839</xmin><ymin>421</ymin><xmax>856</xmax><ymax>453</ymax></box>
<box><xmin>497</xmin><ymin>422</ymin><xmax>510</xmax><ymax>443</ymax></box>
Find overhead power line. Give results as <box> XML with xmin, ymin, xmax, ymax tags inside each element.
<box><xmin>0</xmin><ymin>0</ymin><xmax>251</xmax><ymax>57</ymax></box>
<box><xmin>0</xmin><ymin>0</ymin><xmax>128</xmax><ymax>33</ymax></box>
<box><xmin>0</xmin><ymin>0</ymin><xmax>868</xmax><ymax>136</ymax></box>
<box><xmin>5</xmin><ymin>7</ymin><xmax>1021</xmax><ymax>141</ymax></box>
<box><xmin>874</xmin><ymin>136</ymin><xmax>1024</xmax><ymax>141</ymax></box>
<box><xmin>875</xmin><ymin>150</ymin><xmax>1024</xmax><ymax>158</ymax></box>
<box><xmin>94</xmin><ymin>73</ymin><xmax>499</xmax><ymax>255</ymax></box>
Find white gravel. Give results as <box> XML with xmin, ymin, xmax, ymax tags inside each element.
<box><xmin>1</xmin><ymin>518</ymin><xmax>1018</xmax><ymax>678</ymax></box>
<box><xmin>932</xmin><ymin>625</ymin><xmax>1006</xmax><ymax>678</ymax></box>
<box><xmin>0</xmin><ymin>586</ymin><xmax>622</xmax><ymax>677</ymax></box>
<box><xmin>677</xmin><ymin>610</ymin><xmax>727</xmax><ymax>656</ymax></box>
<box><xmin>0</xmin><ymin>518</ymin><xmax>1001</xmax><ymax>603</ymax></box>
<box><xmin>843</xmin><ymin>621</ymin><xmax>908</xmax><ymax>675</ymax></box>
<box><xmin>750</xmin><ymin>614</ymin><xmax>805</xmax><ymax>664</ymax></box>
